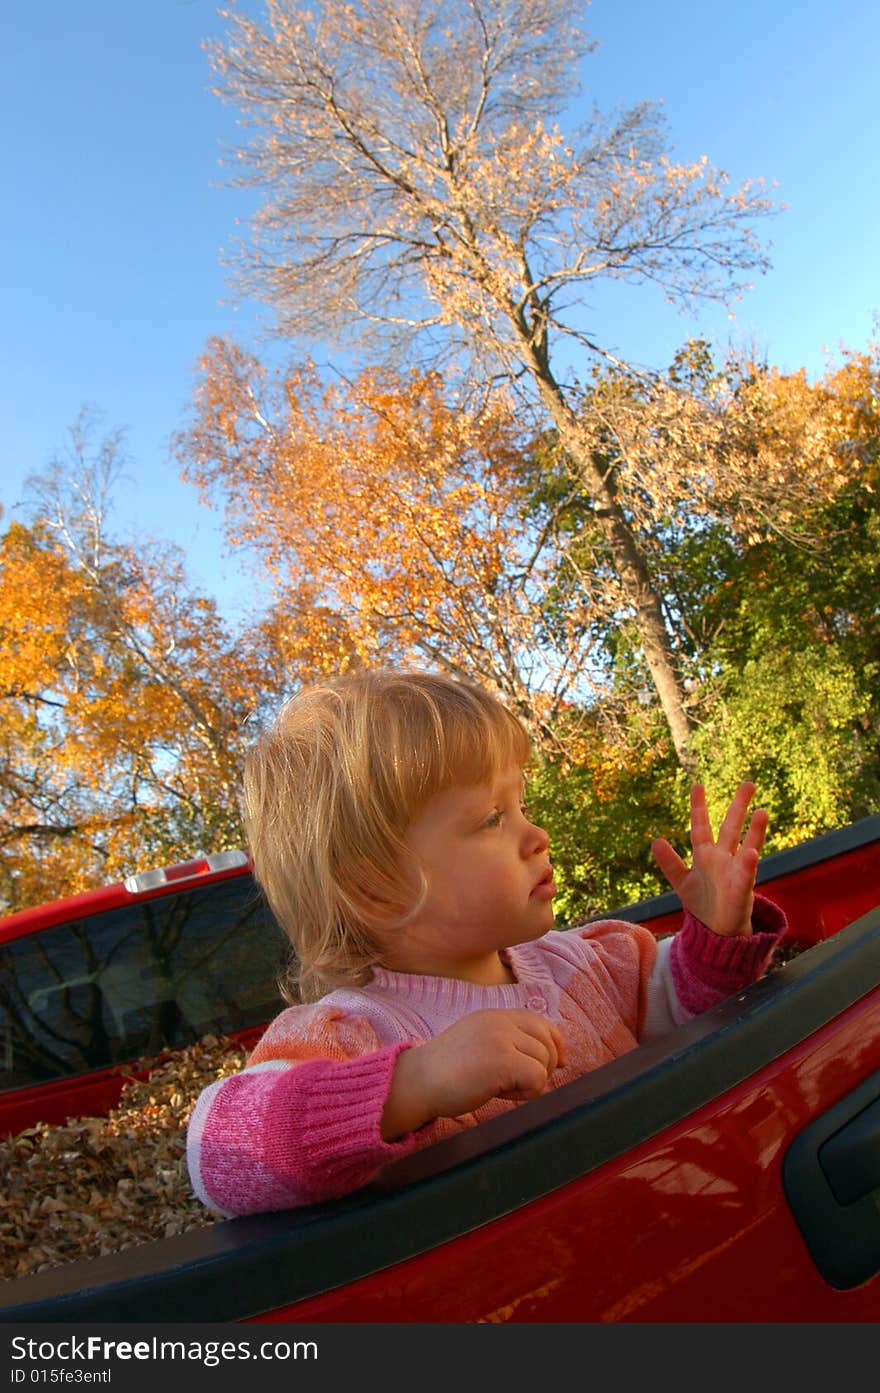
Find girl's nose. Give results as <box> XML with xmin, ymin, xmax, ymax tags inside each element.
<box><xmin>524</xmin><ymin>815</ymin><xmax>550</xmax><ymax>855</ymax></box>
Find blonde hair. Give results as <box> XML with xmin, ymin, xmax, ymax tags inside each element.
<box><xmin>243</xmin><ymin>669</ymin><xmax>531</xmax><ymax>1002</ymax></box>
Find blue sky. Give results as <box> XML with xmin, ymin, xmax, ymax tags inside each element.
<box><xmin>3</xmin><ymin>0</ymin><xmax>878</xmax><ymax>624</ymax></box>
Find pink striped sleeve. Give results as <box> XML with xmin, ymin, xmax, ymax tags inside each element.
<box><xmin>669</xmin><ymin>894</ymin><xmax>787</xmax><ymax>1016</ymax></box>
<box><xmin>186</xmin><ymin>1001</ymin><xmax>426</xmax><ymax>1215</ymax></box>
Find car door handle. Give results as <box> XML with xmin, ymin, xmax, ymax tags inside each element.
<box><xmin>784</xmin><ymin>1068</ymin><xmax>880</xmax><ymax>1289</ymax></box>
<box><xmin>819</xmin><ymin>1097</ymin><xmax>880</xmax><ymax>1206</ymax></box>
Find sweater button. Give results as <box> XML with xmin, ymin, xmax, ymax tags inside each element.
<box><xmin>526</xmin><ymin>995</ymin><xmax>547</xmax><ymax>1012</ymax></box>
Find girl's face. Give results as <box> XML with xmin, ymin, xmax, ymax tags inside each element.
<box><xmin>379</xmin><ymin>764</ymin><xmax>556</xmax><ymax>985</ymax></box>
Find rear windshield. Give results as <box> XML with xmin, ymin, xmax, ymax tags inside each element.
<box><xmin>0</xmin><ymin>876</ymin><xmax>288</xmax><ymax>1092</ymax></box>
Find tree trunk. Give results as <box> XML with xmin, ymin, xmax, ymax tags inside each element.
<box><xmin>596</xmin><ymin>504</ymin><xmax>696</xmax><ymax>772</ymax></box>
<box><xmin>527</xmin><ymin>353</ymin><xmax>696</xmax><ymax>772</ymax></box>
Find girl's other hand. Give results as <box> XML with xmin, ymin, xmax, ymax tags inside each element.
<box><xmin>650</xmin><ymin>781</ymin><xmax>769</xmax><ymax>938</ymax></box>
<box><xmin>381</xmin><ymin>1008</ymin><xmax>566</xmax><ymax>1140</ymax></box>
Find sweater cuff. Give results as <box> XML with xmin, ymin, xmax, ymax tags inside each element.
<box><xmin>267</xmin><ymin>1041</ymin><xmax>421</xmax><ymax>1200</ymax></box>
<box><xmin>669</xmin><ymin>893</ymin><xmax>788</xmax><ymax>1016</ymax></box>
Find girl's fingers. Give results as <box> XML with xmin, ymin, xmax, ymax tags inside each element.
<box><xmin>688</xmin><ymin>784</ymin><xmax>714</xmax><ymax>850</ymax></box>
<box><xmin>715</xmin><ymin>780</ymin><xmax>756</xmax><ymax>854</ymax></box>
<box><xmin>651</xmin><ymin>837</ymin><xmax>689</xmax><ymax>892</ymax></box>
<box><xmin>515</xmin><ymin>1024</ymin><xmax>559</xmax><ymax>1074</ymax></box>
<box><xmin>656</xmin><ymin>783</ymin><xmax>764</xmax><ymax>905</ymax></box>
<box><xmin>742</xmin><ymin>807</ymin><xmax>769</xmax><ymax>855</ymax></box>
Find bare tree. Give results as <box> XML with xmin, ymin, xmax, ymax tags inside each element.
<box><xmin>25</xmin><ymin>407</ymin><xmax>129</xmax><ymax>575</ymax></box>
<box><xmin>210</xmin><ymin>0</ymin><xmax>777</xmax><ymax>767</ymax></box>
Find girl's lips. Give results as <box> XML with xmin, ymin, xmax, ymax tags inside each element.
<box><xmin>530</xmin><ymin>867</ymin><xmax>556</xmax><ymax>899</ymax></box>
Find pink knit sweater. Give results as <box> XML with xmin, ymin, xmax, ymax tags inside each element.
<box><xmin>187</xmin><ymin>897</ymin><xmax>785</xmax><ymax>1216</ymax></box>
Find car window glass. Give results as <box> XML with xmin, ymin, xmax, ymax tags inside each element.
<box><xmin>0</xmin><ymin>876</ymin><xmax>288</xmax><ymax>1092</ymax></box>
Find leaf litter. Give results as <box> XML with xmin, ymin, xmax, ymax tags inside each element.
<box><xmin>0</xmin><ymin>1036</ymin><xmax>247</xmax><ymax>1283</ymax></box>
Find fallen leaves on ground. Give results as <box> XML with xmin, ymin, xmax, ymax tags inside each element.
<box><xmin>0</xmin><ymin>1036</ymin><xmax>247</xmax><ymax>1283</ymax></box>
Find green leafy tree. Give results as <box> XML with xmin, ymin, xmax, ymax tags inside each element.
<box><xmin>529</xmin><ymin>344</ymin><xmax>880</xmax><ymax>909</ymax></box>
<box><xmin>685</xmin><ymin>347</ymin><xmax>880</xmax><ymax>844</ymax></box>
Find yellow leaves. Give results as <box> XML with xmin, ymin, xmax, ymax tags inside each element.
<box><xmin>559</xmin><ymin>338</ymin><xmax>880</xmax><ymax>559</ymax></box>
<box><xmin>720</xmin><ymin>350</ymin><xmax>880</xmax><ymax>534</ymax></box>
<box><xmin>0</xmin><ymin>503</ymin><xmax>298</xmax><ymax>913</ymax></box>
<box><xmin>0</xmin><ymin>524</ymin><xmax>88</xmax><ymax>696</ymax></box>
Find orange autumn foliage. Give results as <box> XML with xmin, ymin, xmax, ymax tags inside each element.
<box><xmin>0</xmin><ymin>517</ymin><xmax>290</xmax><ymax>914</ymax></box>
<box><xmin>180</xmin><ymin>341</ymin><xmax>582</xmax><ymax>728</ymax></box>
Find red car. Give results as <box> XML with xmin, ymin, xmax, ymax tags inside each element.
<box><xmin>1</xmin><ymin>816</ymin><xmax>879</xmax><ymax>1322</ymax></box>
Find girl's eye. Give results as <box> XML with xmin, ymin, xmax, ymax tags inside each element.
<box><xmin>483</xmin><ymin>809</ymin><xmax>503</xmax><ymax>828</ymax></box>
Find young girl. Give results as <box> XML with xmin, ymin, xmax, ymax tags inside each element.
<box><xmin>187</xmin><ymin>669</ymin><xmax>786</xmax><ymax>1217</ymax></box>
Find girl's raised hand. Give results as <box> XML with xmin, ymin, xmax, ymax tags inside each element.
<box><xmin>650</xmin><ymin>782</ymin><xmax>769</xmax><ymax>937</ymax></box>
